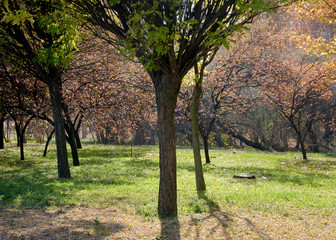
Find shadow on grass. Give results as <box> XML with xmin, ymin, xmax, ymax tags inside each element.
<box><xmin>79</xmin><ymin>146</ymin><xmax>152</xmax><ymax>160</ymax></box>
<box><xmin>0</xmin><ymin>168</ymin><xmax>132</xmax><ymax>210</ymax></box>
<box><xmin>160</xmin><ymin>217</ymin><xmax>180</xmax><ymax>240</ymax></box>
<box><xmin>0</xmin><ymin>207</ymin><xmax>125</xmax><ymax>240</ymax></box>
<box><xmin>183</xmin><ymin>192</ymin><xmax>272</xmax><ymax>240</ymax></box>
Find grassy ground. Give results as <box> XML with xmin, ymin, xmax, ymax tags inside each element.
<box><xmin>0</xmin><ymin>143</ymin><xmax>335</xmax><ymax>239</ymax></box>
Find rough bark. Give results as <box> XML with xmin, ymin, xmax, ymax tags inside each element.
<box><xmin>153</xmin><ymin>71</ymin><xmax>180</xmax><ymax>217</ymax></box>
<box><xmin>190</xmin><ymin>68</ymin><xmax>206</xmax><ymax>191</ymax></box>
<box><xmin>48</xmin><ymin>76</ymin><xmax>71</xmax><ymax>179</ymax></box>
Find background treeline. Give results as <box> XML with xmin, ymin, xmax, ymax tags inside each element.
<box><xmin>1</xmin><ymin>10</ymin><xmax>336</xmax><ymax>162</ymax></box>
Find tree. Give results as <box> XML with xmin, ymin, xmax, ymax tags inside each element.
<box><xmin>63</xmin><ymin>37</ymin><xmax>155</xmax><ymax>145</ymax></box>
<box><xmin>0</xmin><ymin>0</ymin><xmax>81</xmax><ymax>178</ymax></box>
<box><xmin>290</xmin><ymin>0</ymin><xmax>336</xmax><ymax>58</ymax></box>
<box><xmin>74</xmin><ymin>0</ymin><xmax>274</xmax><ymax>216</ymax></box>
<box><xmin>0</xmin><ymin>61</ymin><xmax>36</xmax><ymax>160</ymax></box>
<box><xmin>190</xmin><ymin>59</ymin><xmax>208</xmax><ymax>192</ymax></box>
<box><xmin>234</xmin><ymin>11</ymin><xmax>336</xmax><ymax>159</ymax></box>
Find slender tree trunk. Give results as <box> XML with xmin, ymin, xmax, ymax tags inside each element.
<box><xmin>306</xmin><ymin>121</ymin><xmax>319</xmax><ymax>153</ymax></box>
<box><xmin>153</xmin><ymin>71</ymin><xmax>180</xmax><ymax>217</ymax></box>
<box><xmin>48</xmin><ymin>76</ymin><xmax>71</xmax><ymax>179</ymax></box>
<box><xmin>74</xmin><ymin>118</ymin><xmax>82</xmax><ymax>149</ymax></box>
<box><xmin>19</xmin><ymin>132</ymin><xmax>24</xmax><ymax>160</ymax></box>
<box><xmin>300</xmin><ymin>139</ymin><xmax>307</xmax><ymax>160</ymax></box>
<box><xmin>64</xmin><ymin>116</ymin><xmax>80</xmax><ymax>166</ymax></box>
<box><xmin>201</xmin><ymin>134</ymin><xmax>211</xmax><ymax>164</ymax></box>
<box><xmin>190</xmin><ymin>68</ymin><xmax>206</xmax><ymax>191</ymax></box>
<box><xmin>14</xmin><ymin>122</ymin><xmax>20</xmax><ymax>147</ymax></box>
<box><xmin>5</xmin><ymin>119</ymin><xmax>10</xmax><ymax>142</ymax></box>
<box><xmin>43</xmin><ymin>128</ymin><xmax>55</xmax><ymax>157</ymax></box>
<box><xmin>0</xmin><ymin>117</ymin><xmax>4</xmax><ymax>149</ymax></box>
<box><xmin>65</xmin><ymin>130</ymin><xmax>80</xmax><ymax>166</ymax></box>
<box><xmin>297</xmin><ymin>131</ymin><xmax>307</xmax><ymax>160</ymax></box>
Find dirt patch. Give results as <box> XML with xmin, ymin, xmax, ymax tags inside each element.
<box><xmin>0</xmin><ymin>206</ymin><xmax>335</xmax><ymax>239</ymax></box>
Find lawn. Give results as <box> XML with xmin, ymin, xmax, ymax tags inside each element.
<box><xmin>0</xmin><ymin>143</ymin><xmax>335</xmax><ymax>239</ymax></box>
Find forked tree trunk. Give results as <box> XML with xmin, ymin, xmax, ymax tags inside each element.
<box><xmin>190</xmin><ymin>67</ymin><xmax>206</xmax><ymax>192</ymax></box>
<box><xmin>64</xmin><ymin>116</ymin><xmax>80</xmax><ymax>166</ymax></box>
<box><xmin>298</xmin><ymin>133</ymin><xmax>307</xmax><ymax>160</ymax></box>
<box><xmin>48</xmin><ymin>76</ymin><xmax>71</xmax><ymax>178</ymax></box>
<box><xmin>153</xmin><ymin>71</ymin><xmax>180</xmax><ymax>217</ymax></box>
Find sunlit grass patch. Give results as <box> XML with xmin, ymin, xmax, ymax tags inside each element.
<box><xmin>0</xmin><ymin>143</ymin><xmax>335</xmax><ymax>218</ymax></box>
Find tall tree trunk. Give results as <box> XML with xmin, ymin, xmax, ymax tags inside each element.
<box><xmin>48</xmin><ymin>77</ymin><xmax>71</xmax><ymax>179</ymax></box>
<box><xmin>153</xmin><ymin>71</ymin><xmax>180</xmax><ymax>217</ymax></box>
<box><xmin>43</xmin><ymin>128</ymin><xmax>55</xmax><ymax>157</ymax></box>
<box><xmin>0</xmin><ymin>117</ymin><xmax>4</xmax><ymax>149</ymax></box>
<box><xmin>190</xmin><ymin>66</ymin><xmax>206</xmax><ymax>192</ymax></box>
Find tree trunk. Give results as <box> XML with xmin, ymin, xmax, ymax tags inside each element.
<box><xmin>306</xmin><ymin>121</ymin><xmax>319</xmax><ymax>153</ymax></box>
<box><xmin>153</xmin><ymin>71</ymin><xmax>180</xmax><ymax>217</ymax></box>
<box><xmin>0</xmin><ymin>117</ymin><xmax>4</xmax><ymax>149</ymax></box>
<box><xmin>14</xmin><ymin>122</ymin><xmax>20</xmax><ymax>147</ymax></box>
<box><xmin>43</xmin><ymin>128</ymin><xmax>55</xmax><ymax>157</ymax></box>
<box><xmin>216</xmin><ymin>122</ymin><xmax>268</xmax><ymax>151</ymax></box>
<box><xmin>48</xmin><ymin>77</ymin><xmax>71</xmax><ymax>179</ymax></box>
<box><xmin>300</xmin><ymin>138</ymin><xmax>307</xmax><ymax>160</ymax></box>
<box><xmin>64</xmin><ymin>116</ymin><xmax>80</xmax><ymax>166</ymax></box>
<box><xmin>297</xmin><ymin>131</ymin><xmax>307</xmax><ymax>160</ymax></box>
<box><xmin>5</xmin><ymin>119</ymin><xmax>10</xmax><ymax>143</ymax></box>
<box><xmin>201</xmin><ymin>134</ymin><xmax>211</xmax><ymax>164</ymax></box>
<box><xmin>19</xmin><ymin>132</ymin><xmax>24</xmax><ymax>160</ymax></box>
<box><xmin>74</xmin><ymin>118</ymin><xmax>82</xmax><ymax>149</ymax></box>
<box><xmin>65</xmin><ymin>132</ymin><xmax>80</xmax><ymax>166</ymax></box>
<box><xmin>214</xmin><ymin>130</ymin><xmax>224</xmax><ymax>147</ymax></box>
<box><xmin>82</xmin><ymin>123</ymin><xmax>88</xmax><ymax>139</ymax></box>
<box><xmin>190</xmin><ymin>69</ymin><xmax>206</xmax><ymax>192</ymax></box>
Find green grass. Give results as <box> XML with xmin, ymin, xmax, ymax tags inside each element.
<box><xmin>0</xmin><ymin>143</ymin><xmax>335</xmax><ymax>218</ymax></box>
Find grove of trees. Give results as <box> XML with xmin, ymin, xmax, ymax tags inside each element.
<box><xmin>1</xmin><ymin>0</ymin><xmax>336</xmax><ymax>217</ymax></box>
